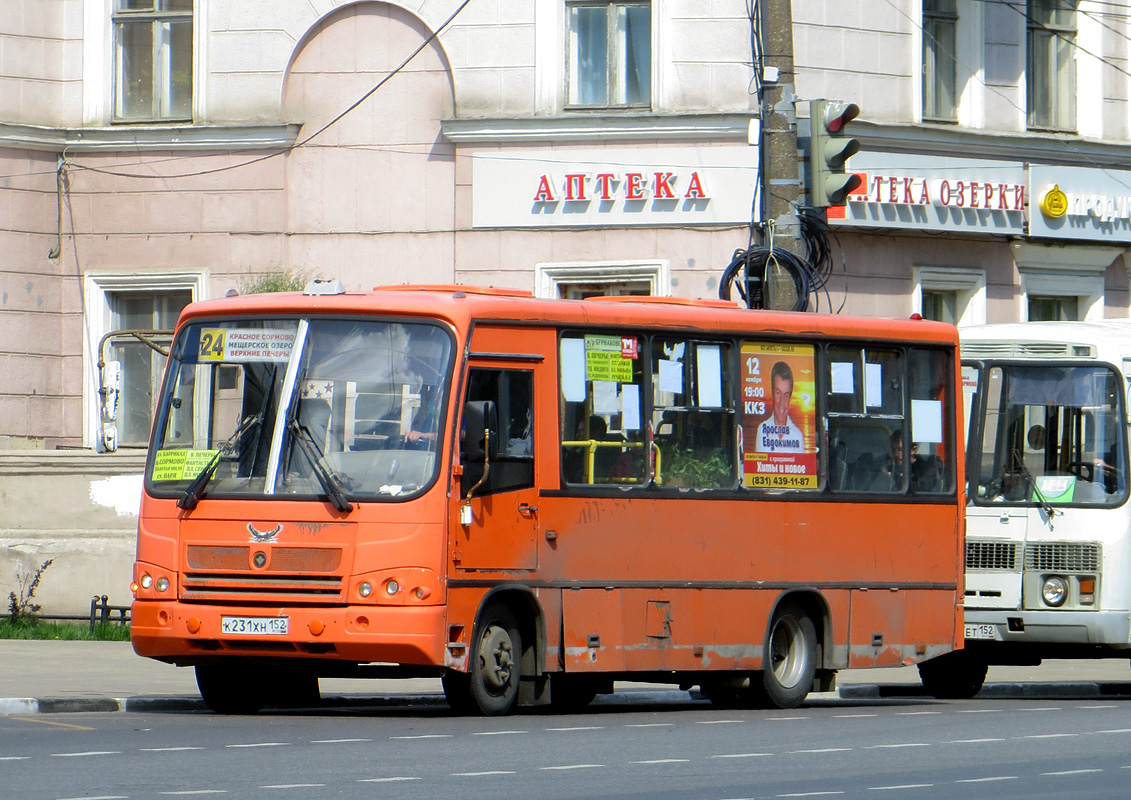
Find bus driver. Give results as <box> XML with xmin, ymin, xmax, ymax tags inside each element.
<box><xmin>756</xmin><ymin>361</ymin><xmax>805</xmax><ymax>454</ymax></box>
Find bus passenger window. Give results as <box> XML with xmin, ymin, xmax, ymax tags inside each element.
<box><xmin>652</xmin><ymin>338</ymin><xmax>735</xmax><ymax>488</ymax></box>
<box><xmin>826</xmin><ymin>347</ymin><xmax>905</xmax><ymax>493</ymax></box>
<box><xmin>559</xmin><ymin>333</ymin><xmax>647</xmax><ymax>486</ymax></box>
<box><xmin>908</xmin><ymin>348</ymin><xmax>955</xmax><ymax>493</ymax></box>
<box><xmin>460</xmin><ymin>369</ymin><xmax>534</xmax><ymax>498</ymax></box>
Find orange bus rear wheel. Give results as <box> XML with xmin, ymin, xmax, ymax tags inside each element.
<box><xmin>762</xmin><ymin>602</ymin><xmax>818</xmax><ymax>709</ymax></box>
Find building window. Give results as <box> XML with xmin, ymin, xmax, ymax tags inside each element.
<box><xmin>913</xmin><ymin>267</ymin><xmax>986</xmax><ymax>328</ymax></box>
<box><xmin>922</xmin><ymin>0</ymin><xmax>958</xmax><ymax>121</ymax></box>
<box><xmin>535</xmin><ymin>260</ymin><xmax>669</xmax><ymax>299</ymax></box>
<box><xmin>566</xmin><ymin>1</ymin><xmax>651</xmax><ymax>108</ymax></box>
<box><xmin>113</xmin><ymin>0</ymin><xmax>193</xmax><ymax>122</ymax></box>
<box><xmin>1027</xmin><ymin>0</ymin><xmax>1076</xmax><ymax>131</ymax></box>
<box><xmin>1028</xmin><ymin>295</ymin><xmax>1079</xmax><ymax>321</ymax></box>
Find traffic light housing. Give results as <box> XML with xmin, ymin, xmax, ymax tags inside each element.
<box><xmin>808</xmin><ymin>99</ymin><xmax>862</xmax><ymax>208</ymax></box>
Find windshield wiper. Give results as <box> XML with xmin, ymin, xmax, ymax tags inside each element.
<box><xmin>1011</xmin><ymin>447</ymin><xmax>1060</xmax><ymax>527</ymax></box>
<box><xmin>177</xmin><ymin>414</ymin><xmax>262</xmax><ymax>511</ymax></box>
<box><xmin>290</xmin><ymin>420</ymin><xmax>352</xmax><ymax>513</ymax></box>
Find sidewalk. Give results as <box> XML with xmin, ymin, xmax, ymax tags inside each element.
<box><xmin>1</xmin><ymin>640</ymin><xmax>1129</xmax><ymax>714</ymax></box>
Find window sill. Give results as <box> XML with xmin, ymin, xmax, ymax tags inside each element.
<box><xmin>441</xmin><ymin>112</ymin><xmax>753</xmax><ymax>143</ymax></box>
<box><xmin>0</xmin><ymin>121</ymin><xmax>301</xmax><ymax>154</ymax></box>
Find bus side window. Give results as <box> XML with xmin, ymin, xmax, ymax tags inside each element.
<box><xmin>652</xmin><ymin>337</ymin><xmax>735</xmax><ymax>489</ymax></box>
<box><xmin>559</xmin><ymin>333</ymin><xmax>647</xmax><ymax>486</ymax></box>
<box><xmin>908</xmin><ymin>348</ymin><xmax>954</xmax><ymax>494</ymax></box>
<box><xmin>460</xmin><ymin>368</ymin><xmax>534</xmax><ymax>498</ymax></box>
<box><xmin>826</xmin><ymin>347</ymin><xmax>905</xmax><ymax>493</ymax></box>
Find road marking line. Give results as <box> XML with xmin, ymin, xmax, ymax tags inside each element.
<box><xmin>57</xmin><ymin>796</ymin><xmax>128</xmax><ymax>800</ymax></box>
<box><xmin>955</xmin><ymin>776</ymin><xmax>1017</xmax><ymax>783</ymax></box>
<box><xmin>311</xmin><ymin>738</ymin><xmax>371</xmax><ymax>743</ymax></box>
<box><xmin>867</xmin><ymin>743</ymin><xmax>930</xmax><ymax>749</ymax></box>
<box><xmin>945</xmin><ymin>738</ymin><xmax>1003</xmax><ymax>744</ymax></box>
<box><xmin>260</xmin><ymin>785</ymin><xmax>326</xmax><ymax>789</ymax></box>
<box><xmin>868</xmin><ymin>786</ymin><xmax>933</xmax><ymax>791</ymax></box>
<box><xmin>631</xmin><ymin>759</ymin><xmax>690</xmax><ymax>764</ymax></box>
<box><xmin>50</xmin><ymin>751</ymin><xmax>121</xmax><ymax>757</ymax></box>
<box><xmin>0</xmin><ymin>756</ymin><xmax>29</xmax><ymax>761</ymax></box>
<box><xmin>1042</xmin><ymin>769</ymin><xmax>1103</xmax><ymax>776</ymax></box>
<box><xmin>696</xmin><ymin>719</ymin><xmax>744</xmax><ymax>724</ymax></box>
<box><xmin>141</xmin><ymin>747</ymin><xmax>206</xmax><ymax>752</ymax></box>
<box><xmin>546</xmin><ymin>726</ymin><xmax>603</xmax><ymax>731</ymax></box>
<box><xmin>626</xmin><ymin>723</ymin><xmax>674</xmax><ymax>727</ymax></box>
<box><xmin>471</xmin><ymin>730</ymin><xmax>526</xmax><ymax>736</ymax></box>
<box><xmin>895</xmin><ymin>711</ymin><xmax>941</xmax><ymax>716</ymax></box>
<box><xmin>1019</xmin><ymin>707</ymin><xmax>1061</xmax><ymax>712</ymax></box>
<box><xmin>1078</xmin><ymin>704</ymin><xmax>1117</xmax><ymax>709</ymax></box>
<box><xmin>452</xmin><ymin>771</ymin><xmax>516</xmax><ymax>776</ymax></box>
<box><xmin>225</xmin><ymin>742</ymin><xmax>289</xmax><ymax>748</ymax></box>
<box><xmin>834</xmin><ymin>714</ymin><xmax>877</xmax><ymax>718</ymax></box>
<box><xmin>1019</xmin><ymin>733</ymin><xmax>1077</xmax><ymax>739</ymax></box>
<box><xmin>711</xmin><ymin>753</ymin><xmax>773</xmax><ymax>759</ymax></box>
<box><xmin>12</xmin><ymin>717</ymin><xmax>95</xmax><ymax>730</ymax></box>
<box><xmin>159</xmin><ymin>792</ymin><xmax>228</xmax><ymax>796</ymax></box>
<box><xmin>390</xmin><ymin>734</ymin><xmax>453</xmax><ymax>739</ymax></box>
<box><xmin>955</xmin><ymin>709</ymin><xmax>1001</xmax><ymax>714</ymax></box>
<box><xmin>357</xmin><ymin>777</ymin><xmax>421</xmax><ymax>782</ymax></box>
<box><xmin>777</xmin><ymin>792</ymin><xmax>844</xmax><ymax>797</ymax></box>
<box><xmin>767</xmin><ymin>716</ymin><xmax>808</xmax><ymax>721</ymax></box>
<box><xmin>540</xmin><ymin>764</ymin><xmax>604</xmax><ymax>770</ymax></box>
<box><xmin>1098</xmin><ymin>729</ymin><xmax>1131</xmax><ymax>734</ymax></box>
<box><xmin>792</xmin><ymin>748</ymin><xmax>851</xmax><ymax>754</ymax></box>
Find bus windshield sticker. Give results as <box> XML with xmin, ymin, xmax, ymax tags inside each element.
<box><xmin>560</xmin><ymin>338</ymin><xmax>587</xmax><ymax>401</ymax></box>
<box><xmin>152</xmin><ymin>449</ymin><xmax>221</xmax><ymax>481</ymax></box>
<box><xmin>586</xmin><ymin>334</ymin><xmax>634</xmax><ymax>382</ymax></box>
<box><xmin>658</xmin><ymin>359</ymin><xmax>683</xmax><ymax>394</ymax></box>
<box><xmin>593</xmin><ymin>380</ymin><xmax>618</xmax><ymax>415</ymax></box>
<box><xmin>741</xmin><ymin>342</ymin><xmax>818</xmax><ymax>489</ymax></box>
<box><xmin>1034</xmin><ymin>475</ymin><xmax>1076</xmax><ymax>503</ymax></box>
<box><xmin>865</xmin><ymin>363</ymin><xmax>883</xmax><ymax>407</ymax></box>
<box><xmin>621</xmin><ymin>383</ymin><xmax>641</xmax><ymax>430</ymax></box>
<box><xmin>831</xmin><ymin>362</ymin><xmax>854</xmax><ymax>393</ymax></box>
<box><xmin>697</xmin><ymin>344</ymin><xmax>723</xmax><ymax>408</ymax></box>
<box><xmin>199</xmin><ymin>328</ymin><xmax>295</xmax><ymax>363</ymax></box>
<box><xmin>911</xmin><ymin>398</ymin><xmax>944</xmax><ymax>443</ymax></box>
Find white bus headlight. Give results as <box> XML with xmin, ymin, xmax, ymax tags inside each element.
<box><xmin>1042</xmin><ymin>576</ymin><xmax>1068</xmax><ymax>607</ymax></box>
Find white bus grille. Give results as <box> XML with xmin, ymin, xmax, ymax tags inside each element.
<box><xmin>966</xmin><ymin>540</ymin><xmax>1018</xmax><ymax>570</ymax></box>
<box><xmin>1024</xmin><ymin>542</ymin><xmax>1100</xmax><ymax>572</ymax></box>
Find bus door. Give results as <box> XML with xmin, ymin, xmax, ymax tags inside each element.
<box><xmin>453</xmin><ymin>334</ymin><xmax>547</xmax><ymax>572</ymax></box>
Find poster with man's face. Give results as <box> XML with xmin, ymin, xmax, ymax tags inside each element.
<box><xmin>741</xmin><ymin>342</ymin><xmax>817</xmax><ymax>489</ymax></box>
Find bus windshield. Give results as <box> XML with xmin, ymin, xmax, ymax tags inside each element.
<box><xmin>148</xmin><ymin>317</ymin><xmax>453</xmax><ymax>503</ymax></box>
<box><xmin>974</xmin><ymin>364</ymin><xmax>1128</xmax><ymax>506</ymax></box>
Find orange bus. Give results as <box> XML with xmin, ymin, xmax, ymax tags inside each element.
<box><xmin>131</xmin><ymin>281</ymin><xmax>965</xmax><ymax>715</ymax></box>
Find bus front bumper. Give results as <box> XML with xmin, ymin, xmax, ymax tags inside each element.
<box><xmin>130</xmin><ymin>600</ymin><xmax>448</xmax><ymax>667</ymax></box>
<box><xmin>964</xmin><ymin>608</ymin><xmax>1131</xmax><ymax>647</ymax></box>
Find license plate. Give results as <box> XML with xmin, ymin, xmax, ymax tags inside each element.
<box><xmin>964</xmin><ymin>623</ymin><xmax>997</xmax><ymax>641</ymax></box>
<box><xmin>221</xmin><ymin>616</ymin><xmax>289</xmax><ymax>636</ymax></box>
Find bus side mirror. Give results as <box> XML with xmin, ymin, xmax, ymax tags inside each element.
<box><xmin>463</xmin><ymin>400</ymin><xmax>498</xmax><ymax>463</ymax></box>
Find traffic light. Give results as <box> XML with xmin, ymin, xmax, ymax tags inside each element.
<box><xmin>808</xmin><ymin>99</ymin><xmax>862</xmax><ymax>208</ymax></box>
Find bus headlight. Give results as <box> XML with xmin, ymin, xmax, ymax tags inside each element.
<box><xmin>155</xmin><ymin>577</ymin><xmax>169</xmax><ymax>592</ymax></box>
<box><xmin>140</xmin><ymin>574</ymin><xmax>153</xmax><ymax>590</ymax></box>
<box><xmin>1042</xmin><ymin>576</ymin><xmax>1068</xmax><ymax>607</ymax></box>
<box><xmin>358</xmin><ymin>582</ymin><xmax>373</xmax><ymax>598</ymax></box>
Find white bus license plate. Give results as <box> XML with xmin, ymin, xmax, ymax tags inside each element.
<box><xmin>221</xmin><ymin>616</ymin><xmax>289</xmax><ymax>636</ymax></box>
<box><xmin>964</xmin><ymin>623</ymin><xmax>997</xmax><ymax>641</ymax></box>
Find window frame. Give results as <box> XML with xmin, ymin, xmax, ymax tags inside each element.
<box><xmin>922</xmin><ymin>0</ymin><xmax>958</xmax><ymax>122</ymax></box>
<box><xmin>565</xmin><ymin>0</ymin><xmax>652</xmax><ymax>110</ymax></box>
<box><xmin>1026</xmin><ymin>0</ymin><xmax>1077</xmax><ymax>132</ymax></box>
<box><xmin>112</xmin><ymin>0</ymin><xmax>194</xmax><ymax>123</ymax></box>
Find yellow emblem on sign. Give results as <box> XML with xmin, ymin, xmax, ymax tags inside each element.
<box><xmin>1039</xmin><ymin>184</ymin><xmax>1068</xmax><ymax>218</ymax></box>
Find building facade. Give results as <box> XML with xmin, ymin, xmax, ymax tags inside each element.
<box><xmin>2</xmin><ymin>0</ymin><xmax>1131</xmax><ymax>452</ymax></box>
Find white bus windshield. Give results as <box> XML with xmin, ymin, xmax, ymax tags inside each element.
<box><xmin>973</xmin><ymin>364</ymin><xmax>1128</xmax><ymax>506</ymax></box>
<box><xmin>148</xmin><ymin>318</ymin><xmax>453</xmax><ymax>503</ymax></box>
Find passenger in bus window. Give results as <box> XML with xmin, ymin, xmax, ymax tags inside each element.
<box><xmin>404</xmin><ymin>386</ymin><xmax>440</xmax><ymax>449</ymax></box>
<box><xmin>883</xmin><ymin>430</ymin><xmax>940</xmax><ymax>493</ymax></box>
<box><xmin>756</xmin><ymin>361</ymin><xmax>805</xmax><ymax>453</ymax></box>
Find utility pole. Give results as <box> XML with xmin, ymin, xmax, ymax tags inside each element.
<box><xmin>755</xmin><ymin>0</ymin><xmax>803</xmax><ymax>307</ymax></box>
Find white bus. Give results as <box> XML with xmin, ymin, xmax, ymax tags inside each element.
<box><xmin>932</xmin><ymin>321</ymin><xmax>1131</xmax><ymax>697</ymax></box>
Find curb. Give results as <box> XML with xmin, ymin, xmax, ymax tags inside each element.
<box><xmin>840</xmin><ymin>681</ymin><xmax>1131</xmax><ymax>700</ymax></box>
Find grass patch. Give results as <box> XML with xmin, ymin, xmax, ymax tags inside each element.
<box><xmin>0</xmin><ymin>619</ymin><xmax>130</xmax><ymax>641</ymax></box>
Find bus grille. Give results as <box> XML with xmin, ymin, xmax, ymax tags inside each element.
<box><xmin>182</xmin><ymin>545</ymin><xmax>345</xmax><ymax>602</ymax></box>
<box><xmin>966</xmin><ymin>540</ymin><xmax>1018</xmax><ymax>570</ymax></box>
<box><xmin>961</xmin><ymin>341</ymin><xmax>1093</xmax><ymax>359</ymax></box>
<box><xmin>1024</xmin><ymin>542</ymin><xmax>1100</xmax><ymax>572</ymax></box>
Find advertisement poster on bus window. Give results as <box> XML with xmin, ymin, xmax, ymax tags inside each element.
<box><xmin>741</xmin><ymin>342</ymin><xmax>818</xmax><ymax>489</ymax></box>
